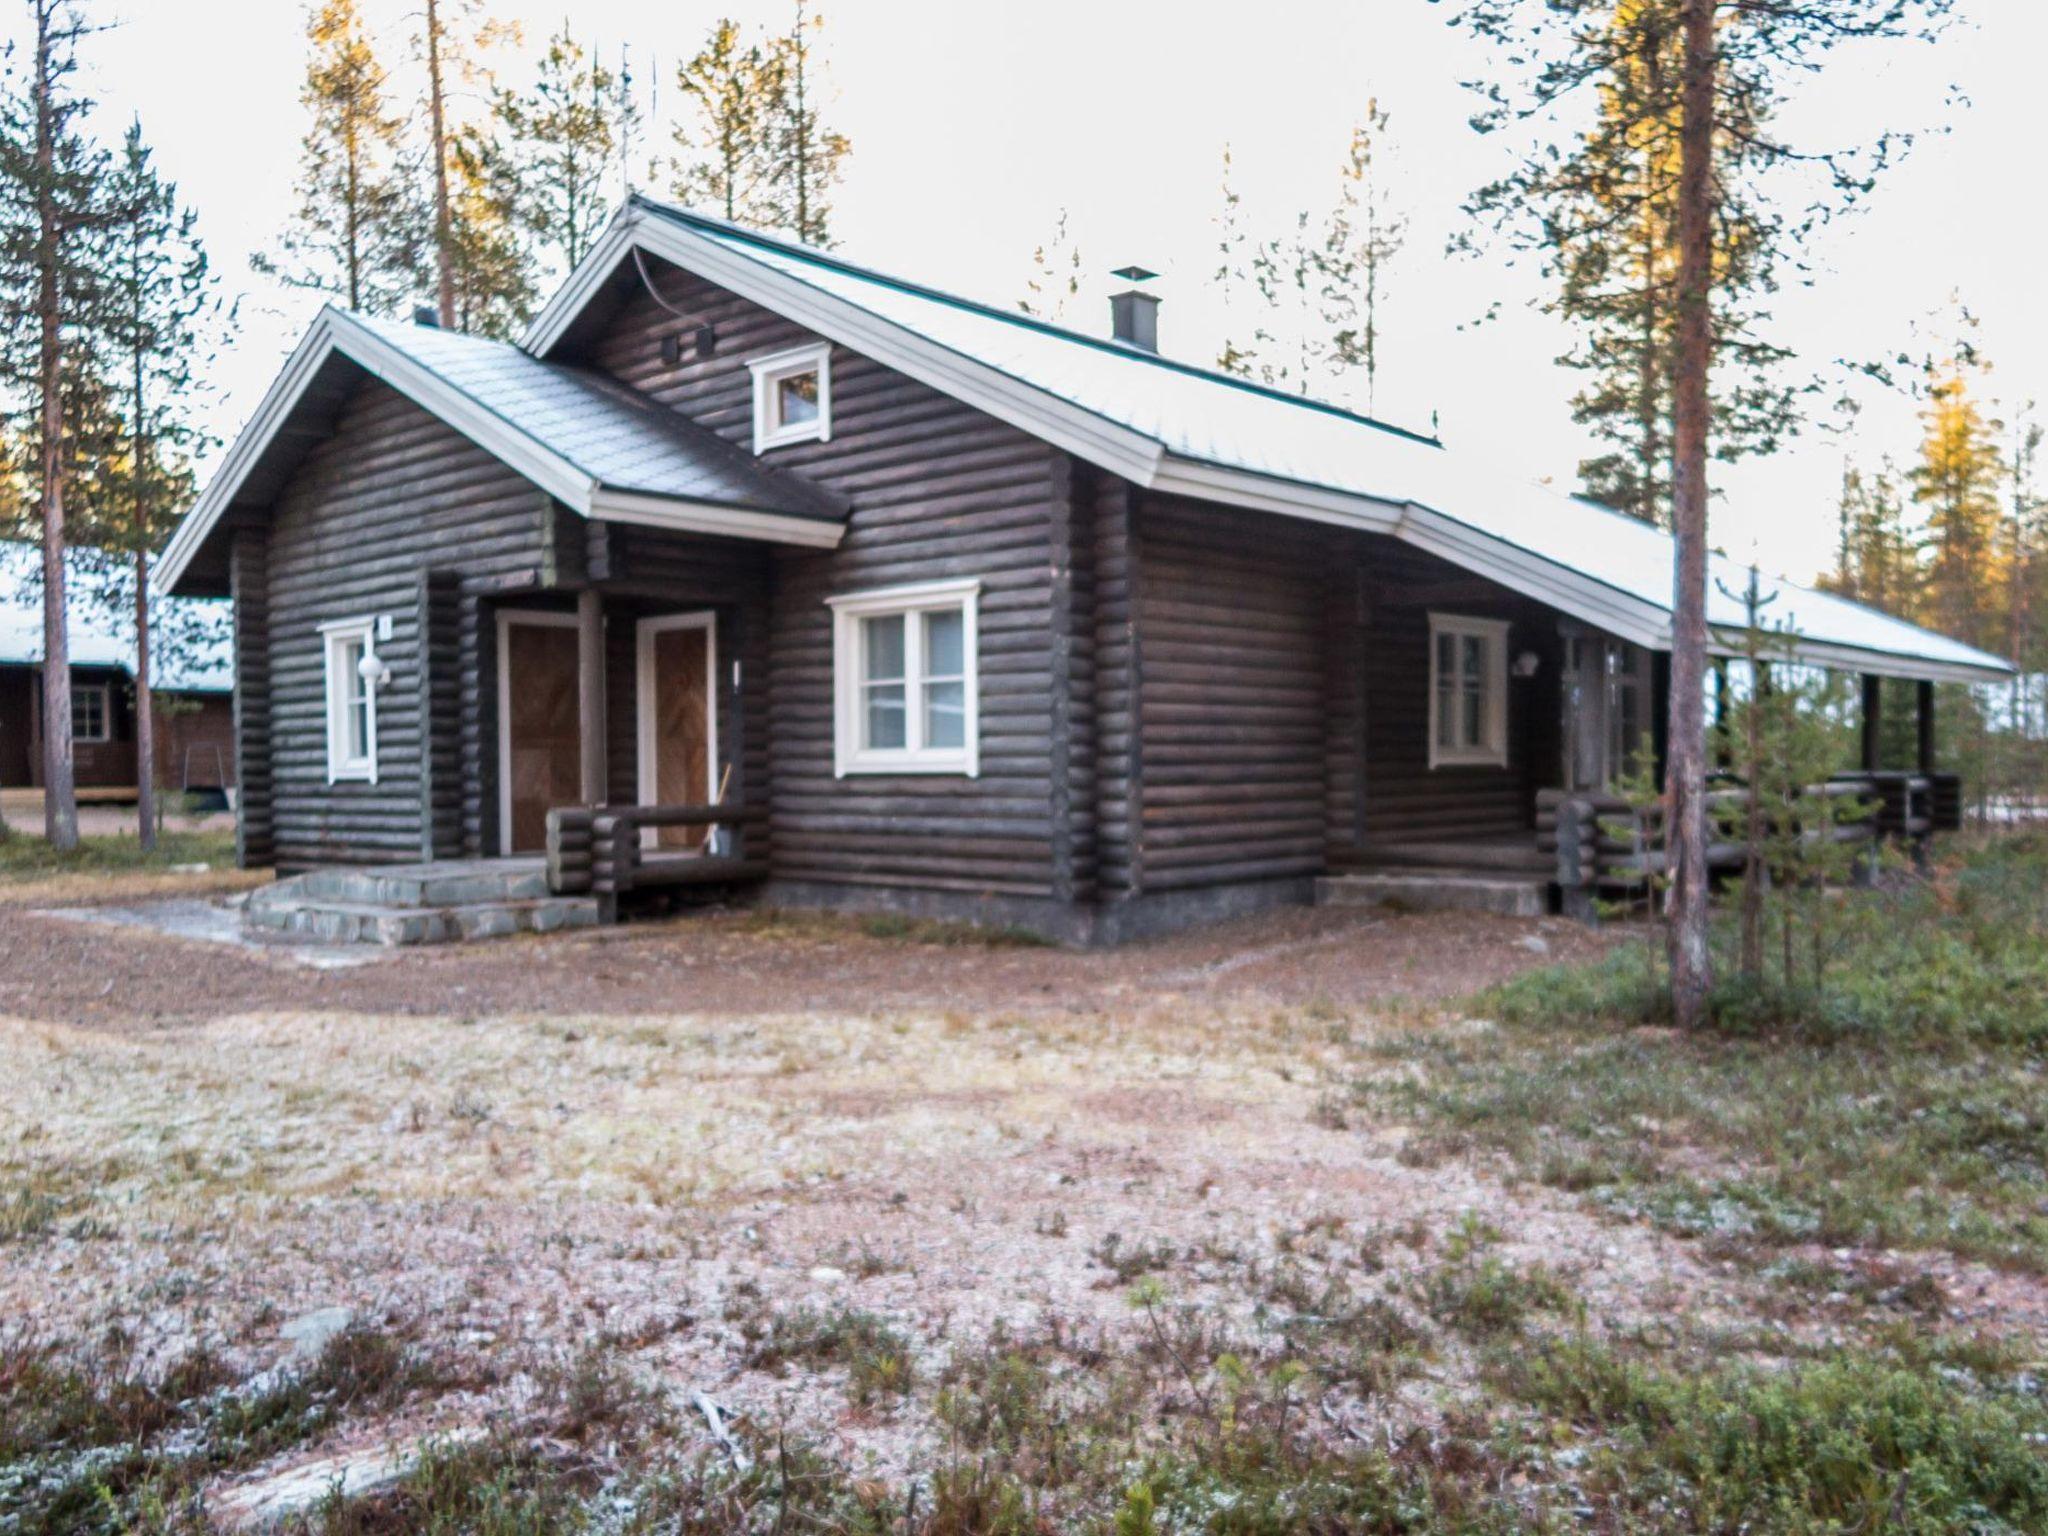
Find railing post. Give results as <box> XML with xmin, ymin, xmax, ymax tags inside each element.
<box><xmin>1556</xmin><ymin>796</ymin><xmax>1598</xmax><ymax>926</ymax></box>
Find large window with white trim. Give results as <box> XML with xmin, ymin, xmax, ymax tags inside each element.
<box><xmin>749</xmin><ymin>341</ymin><xmax>832</xmax><ymax>451</ymax></box>
<box><xmin>322</xmin><ymin>617</ymin><xmax>379</xmax><ymax>783</ymax></box>
<box><xmin>830</xmin><ymin>578</ymin><xmax>979</xmax><ymax>776</ymax></box>
<box><xmin>1428</xmin><ymin>613</ymin><xmax>1509</xmax><ymax>769</ymax></box>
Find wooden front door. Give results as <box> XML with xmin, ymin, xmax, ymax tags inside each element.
<box><xmin>498</xmin><ymin>611</ymin><xmax>583</xmax><ymax>854</ymax></box>
<box><xmin>636</xmin><ymin>613</ymin><xmax>717</xmax><ymax>850</ymax></box>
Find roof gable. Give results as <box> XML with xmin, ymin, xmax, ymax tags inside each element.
<box><xmin>160</xmin><ymin>307</ymin><xmax>846</xmax><ymax>596</ymax></box>
<box><xmin>525</xmin><ymin>197</ymin><xmax>2011</xmax><ymax>685</ymax></box>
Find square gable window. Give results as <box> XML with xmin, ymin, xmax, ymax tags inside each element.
<box><xmin>749</xmin><ymin>341</ymin><xmax>833</xmax><ymax>452</ymax></box>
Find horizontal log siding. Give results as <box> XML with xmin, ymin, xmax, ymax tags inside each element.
<box><xmin>1133</xmin><ymin>495</ymin><xmax>1330</xmax><ymax>890</ymax></box>
<box><xmin>263</xmin><ymin>380</ymin><xmax>551</xmax><ymax>867</ymax></box>
<box><xmin>1356</xmin><ymin>538</ymin><xmax>1561</xmax><ymax>844</ymax></box>
<box><xmin>580</xmin><ymin>268</ymin><xmax>1064</xmax><ymax>898</ymax></box>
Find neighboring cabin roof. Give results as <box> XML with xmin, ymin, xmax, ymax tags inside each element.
<box><xmin>159</xmin><ymin>307</ymin><xmax>847</xmax><ymax>596</ymax></box>
<box><xmin>0</xmin><ymin>543</ymin><xmax>231</xmax><ymax>693</ymax></box>
<box><xmin>523</xmin><ymin>196</ymin><xmax>2012</xmax><ymax>685</ymax></box>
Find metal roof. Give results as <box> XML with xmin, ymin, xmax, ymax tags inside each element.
<box><xmin>524</xmin><ymin>197</ymin><xmax>2011</xmax><ymax>684</ymax></box>
<box><xmin>160</xmin><ymin>307</ymin><xmax>847</xmax><ymax>595</ymax></box>
<box><xmin>0</xmin><ymin>543</ymin><xmax>231</xmax><ymax>692</ymax></box>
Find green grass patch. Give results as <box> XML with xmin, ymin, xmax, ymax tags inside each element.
<box><xmin>1496</xmin><ymin>1334</ymin><xmax>2048</xmax><ymax>1534</ymax></box>
<box><xmin>1365</xmin><ymin>834</ymin><xmax>2048</xmax><ymax>1269</ymax></box>
<box><xmin>0</xmin><ymin>827</ymin><xmax>236</xmax><ymax>883</ymax></box>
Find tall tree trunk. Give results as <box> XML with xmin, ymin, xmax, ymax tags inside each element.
<box><xmin>425</xmin><ymin>0</ymin><xmax>455</xmax><ymax>327</ymax></box>
<box><xmin>1664</xmin><ymin>0</ymin><xmax>1716</xmax><ymax>1028</ymax></box>
<box><xmin>33</xmin><ymin>4</ymin><xmax>76</xmax><ymax>852</ymax></box>
<box><xmin>132</xmin><ymin>330</ymin><xmax>156</xmax><ymax>851</ymax></box>
<box><xmin>135</xmin><ymin>549</ymin><xmax>156</xmax><ymax>851</ymax></box>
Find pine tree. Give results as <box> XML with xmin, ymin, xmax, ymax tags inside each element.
<box><xmin>762</xmin><ymin>0</ymin><xmax>850</xmax><ymax>246</ymax></box>
<box><xmin>257</xmin><ymin>0</ymin><xmax>421</xmax><ymax>314</ymax></box>
<box><xmin>1213</xmin><ymin>118</ymin><xmax>1410</xmax><ymax>411</ymax></box>
<box><xmin>668</xmin><ymin>19</ymin><xmax>784</xmax><ymax>227</ymax></box>
<box><xmin>1453</xmin><ymin>0</ymin><xmax>1960</xmax><ymax>1029</ymax></box>
<box><xmin>1326</xmin><ymin>101</ymin><xmax>1406</xmax><ymax>416</ymax></box>
<box><xmin>442</xmin><ymin>126</ymin><xmax>532</xmax><ymax>337</ymax></box>
<box><xmin>415</xmin><ymin>0</ymin><xmax>518</xmax><ymax>329</ymax></box>
<box><xmin>0</xmin><ymin>0</ymin><xmax>127</xmax><ymax>849</ymax></box>
<box><xmin>1821</xmin><ymin>460</ymin><xmax>1919</xmax><ymax>618</ymax></box>
<box><xmin>494</xmin><ymin>24</ymin><xmax>635</xmax><ymax>280</ymax></box>
<box><xmin>1018</xmin><ymin>208</ymin><xmax>1083</xmax><ymax>323</ymax></box>
<box><xmin>98</xmin><ymin>123</ymin><xmax>211</xmax><ymax>849</ymax></box>
<box><xmin>1911</xmin><ymin>355</ymin><xmax>2008</xmax><ymax>654</ymax></box>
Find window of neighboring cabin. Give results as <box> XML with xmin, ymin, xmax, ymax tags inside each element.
<box><xmin>829</xmin><ymin>578</ymin><xmax>979</xmax><ymax>777</ymax></box>
<box><xmin>322</xmin><ymin>617</ymin><xmax>379</xmax><ymax>783</ymax></box>
<box><xmin>749</xmin><ymin>341</ymin><xmax>833</xmax><ymax>452</ymax></box>
<box><xmin>1428</xmin><ymin>613</ymin><xmax>1510</xmax><ymax>769</ymax></box>
<box><xmin>71</xmin><ymin>683</ymin><xmax>109</xmax><ymax>743</ymax></box>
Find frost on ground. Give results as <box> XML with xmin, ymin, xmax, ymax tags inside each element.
<box><xmin>0</xmin><ymin>900</ymin><xmax>2042</xmax><ymax>1530</ymax></box>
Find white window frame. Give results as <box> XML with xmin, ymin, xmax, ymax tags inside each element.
<box><xmin>829</xmin><ymin>577</ymin><xmax>980</xmax><ymax>777</ymax></box>
<box><xmin>70</xmin><ymin>682</ymin><xmax>110</xmax><ymax>744</ymax></box>
<box><xmin>322</xmin><ymin>616</ymin><xmax>380</xmax><ymax>784</ymax></box>
<box><xmin>748</xmin><ymin>341</ymin><xmax>833</xmax><ymax>452</ymax></box>
<box><xmin>1427</xmin><ymin>612</ymin><xmax>1510</xmax><ymax>770</ymax></box>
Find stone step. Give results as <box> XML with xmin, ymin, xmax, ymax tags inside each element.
<box><xmin>1317</xmin><ymin>870</ymin><xmax>1549</xmax><ymax>919</ymax></box>
<box><xmin>244</xmin><ymin>890</ymin><xmax>601</xmax><ymax>947</ymax></box>
<box><xmin>290</xmin><ymin>859</ymin><xmax>550</xmax><ymax>909</ymax></box>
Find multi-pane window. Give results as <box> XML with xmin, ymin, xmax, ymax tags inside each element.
<box><xmin>1428</xmin><ymin>613</ymin><xmax>1509</xmax><ymax>768</ymax></box>
<box><xmin>749</xmin><ymin>342</ymin><xmax>832</xmax><ymax>451</ymax></box>
<box><xmin>322</xmin><ymin>617</ymin><xmax>379</xmax><ymax>782</ymax></box>
<box><xmin>831</xmin><ymin>579</ymin><xmax>980</xmax><ymax>776</ymax></box>
<box><xmin>71</xmin><ymin>684</ymin><xmax>109</xmax><ymax>743</ymax></box>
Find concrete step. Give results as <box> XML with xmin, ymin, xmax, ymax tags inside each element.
<box><xmin>290</xmin><ymin>859</ymin><xmax>550</xmax><ymax>909</ymax></box>
<box><xmin>244</xmin><ymin>888</ymin><xmax>601</xmax><ymax>946</ymax></box>
<box><xmin>1317</xmin><ymin>870</ymin><xmax>1549</xmax><ymax>919</ymax></box>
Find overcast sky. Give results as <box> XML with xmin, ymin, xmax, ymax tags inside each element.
<box><xmin>15</xmin><ymin>0</ymin><xmax>2044</xmax><ymax>582</ymax></box>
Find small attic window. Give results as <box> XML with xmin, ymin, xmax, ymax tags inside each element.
<box><xmin>749</xmin><ymin>342</ymin><xmax>832</xmax><ymax>451</ymax></box>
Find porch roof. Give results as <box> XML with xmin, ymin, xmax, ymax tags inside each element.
<box><xmin>527</xmin><ymin>197</ymin><xmax>2012</xmax><ymax>685</ymax></box>
<box><xmin>161</xmin><ymin>307</ymin><xmax>847</xmax><ymax>596</ymax></box>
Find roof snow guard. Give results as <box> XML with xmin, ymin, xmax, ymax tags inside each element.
<box><xmin>522</xmin><ymin>196</ymin><xmax>2013</xmax><ymax>685</ymax></box>
<box><xmin>159</xmin><ymin>307</ymin><xmax>846</xmax><ymax>595</ymax></box>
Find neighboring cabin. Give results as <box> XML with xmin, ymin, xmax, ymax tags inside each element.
<box><xmin>159</xmin><ymin>197</ymin><xmax>2010</xmax><ymax>940</ymax></box>
<box><xmin>0</xmin><ymin>544</ymin><xmax>235</xmax><ymax>805</ymax></box>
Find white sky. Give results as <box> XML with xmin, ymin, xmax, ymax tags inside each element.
<box><xmin>19</xmin><ymin>0</ymin><xmax>2046</xmax><ymax>582</ymax></box>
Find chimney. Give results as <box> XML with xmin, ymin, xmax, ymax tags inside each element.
<box><xmin>1109</xmin><ymin>265</ymin><xmax>1159</xmax><ymax>352</ymax></box>
<box><xmin>412</xmin><ymin>305</ymin><xmax>440</xmax><ymax>329</ymax></box>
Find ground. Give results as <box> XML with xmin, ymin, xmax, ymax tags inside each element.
<box><xmin>2</xmin><ymin>853</ymin><xmax>2044</xmax><ymax>1532</ymax></box>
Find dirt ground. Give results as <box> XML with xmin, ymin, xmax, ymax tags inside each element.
<box><xmin>4</xmin><ymin>887</ymin><xmax>2035</xmax><ymax>1520</ymax></box>
<box><xmin>0</xmin><ymin>894</ymin><xmax>1611</xmax><ymax>1028</ymax></box>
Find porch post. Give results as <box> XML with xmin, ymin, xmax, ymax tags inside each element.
<box><xmin>1860</xmin><ymin>674</ymin><xmax>1883</xmax><ymax>773</ymax></box>
<box><xmin>577</xmin><ymin>588</ymin><xmax>607</xmax><ymax>807</ymax></box>
<box><xmin>1915</xmin><ymin>678</ymin><xmax>1936</xmax><ymax>774</ymax></box>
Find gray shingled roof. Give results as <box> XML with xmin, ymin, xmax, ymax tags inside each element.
<box><xmin>345</xmin><ymin>312</ymin><xmax>842</xmax><ymax>521</ymax></box>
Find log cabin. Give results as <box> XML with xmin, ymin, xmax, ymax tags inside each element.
<box><xmin>0</xmin><ymin>543</ymin><xmax>235</xmax><ymax>808</ymax></box>
<box><xmin>159</xmin><ymin>197</ymin><xmax>2011</xmax><ymax>942</ymax></box>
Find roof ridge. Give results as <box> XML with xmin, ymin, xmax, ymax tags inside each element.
<box><xmin>627</xmin><ymin>194</ymin><xmax>1445</xmax><ymax>450</ymax></box>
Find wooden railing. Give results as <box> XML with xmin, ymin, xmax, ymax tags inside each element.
<box><xmin>1541</xmin><ymin>770</ymin><xmax>1961</xmax><ymax>910</ymax></box>
<box><xmin>544</xmin><ymin>802</ymin><xmax>767</xmax><ymax>900</ymax></box>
